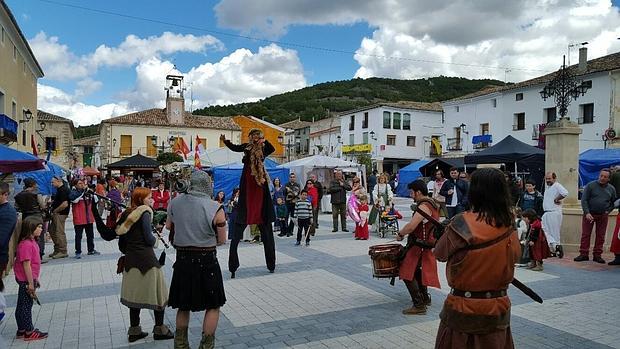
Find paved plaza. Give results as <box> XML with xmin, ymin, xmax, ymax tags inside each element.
<box><xmin>1</xmin><ymin>198</ymin><xmax>620</xmax><ymax>348</ymax></box>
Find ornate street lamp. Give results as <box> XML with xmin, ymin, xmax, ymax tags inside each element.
<box><xmin>539</xmin><ymin>55</ymin><xmax>590</xmax><ymax>120</ymax></box>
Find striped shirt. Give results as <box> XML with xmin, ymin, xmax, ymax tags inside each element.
<box><xmin>294</xmin><ymin>200</ymin><xmax>313</xmax><ymax>219</ymax></box>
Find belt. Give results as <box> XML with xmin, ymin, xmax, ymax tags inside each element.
<box><xmin>450</xmin><ymin>288</ymin><xmax>507</xmax><ymax>299</ymax></box>
<box><xmin>175</xmin><ymin>246</ymin><xmax>216</xmax><ymax>252</ymax></box>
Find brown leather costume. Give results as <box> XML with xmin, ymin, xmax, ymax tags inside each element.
<box><xmin>434</xmin><ymin>212</ymin><xmax>520</xmax><ymax>349</ymax></box>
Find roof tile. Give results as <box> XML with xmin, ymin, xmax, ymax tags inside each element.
<box><xmin>103</xmin><ymin>108</ymin><xmax>241</xmax><ymax>131</ymax></box>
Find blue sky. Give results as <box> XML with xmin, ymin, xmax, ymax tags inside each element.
<box><xmin>5</xmin><ymin>0</ymin><xmax>620</xmax><ymax>125</ymax></box>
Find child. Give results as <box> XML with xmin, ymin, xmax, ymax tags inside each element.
<box><xmin>355</xmin><ymin>194</ymin><xmax>370</xmax><ymax>240</ymax></box>
<box><xmin>275</xmin><ymin>197</ymin><xmax>289</xmax><ymax>237</ymax></box>
<box><xmin>522</xmin><ymin>209</ymin><xmax>549</xmax><ymax>271</ymax></box>
<box><xmin>515</xmin><ymin>208</ymin><xmax>530</xmax><ymax>267</ymax></box>
<box><xmin>14</xmin><ymin>215</ymin><xmax>48</xmax><ymax>341</ymax></box>
<box><xmin>294</xmin><ymin>190</ymin><xmax>313</xmax><ymax>246</ymax></box>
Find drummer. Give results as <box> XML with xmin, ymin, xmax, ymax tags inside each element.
<box><xmin>396</xmin><ymin>180</ymin><xmax>441</xmax><ymax>315</ymax></box>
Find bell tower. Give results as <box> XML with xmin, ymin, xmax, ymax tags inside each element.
<box><xmin>165</xmin><ymin>75</ymin><xmax>186</xmax><ymax>125</ymax></box>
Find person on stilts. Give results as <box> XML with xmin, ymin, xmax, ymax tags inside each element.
<box><xmin>221</xmin><ymin>130</ymin><xmax>276</xmax><ymax>278</ymax></box>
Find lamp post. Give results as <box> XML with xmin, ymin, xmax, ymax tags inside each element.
<box><xmin>539</xmin><ymin>55</ymin><xmax>590</xmax><ymax>120</ymax></box>
<box><xmin>19</xmin><ymin>109</ymin><xmax>32</xmax><ymax>124</ymax></box>
<box><xmin>369</xmin><ymin>131</ymin><xmax>377</xmax><ymax>170</ymax></box>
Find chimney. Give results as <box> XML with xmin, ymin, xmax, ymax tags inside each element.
<box><xmin>578</xmin><ymin>47</ymin><xmax>587</xmax><ymax>73</ymax></box>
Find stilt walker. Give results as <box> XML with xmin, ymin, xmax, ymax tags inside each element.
<box><xmin>221</xmin><ymin>130</ymin><xmax>276</xmax><ymax>277</ymax></box>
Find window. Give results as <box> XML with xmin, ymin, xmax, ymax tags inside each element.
<box><xmin>383</xmin><ymin>111</ymin><xmax>391</xmax><ymax>128</ymax></box>
<box><xmin>11</xmin><ymin>101</ymin><xmax>16</xmax><ymax>119</ymax></box>
<box><xmin>481</xmin><ymin>123</ymin><xmax>489</xmax><ymax>135</ymax></box>
<box><xmin>455</xmin><ymin>106</ymin><xmax>460</xmax><ymax>112</ymax></box>
<box><xmin>23</xmin><ymin>61</ymin><xmax>26</xmax><ymax>73</ymax></box>
<box><xmin>386</xmin><ymin>135</ymin><xmax>396</xmax><ymax>146</ymax></box>
<box><xmin>363</xmin><ymin>132</ymin><xmax>368</xmax><ymax>144</ymax></box>
<box><xmin>199</xmin><ymin>137</ymin><xmax>207</xmax><ymax>148</ymax></box>
<box><xmin>513</xmin><ymin>113</ymin><xmax>526</xmax><ymax>130</ymax></box>
<box><xmin>83</xmin><ymin>146</ymin><xmax>94</xmax><ymax>154</ymax></box>
<box><xmin>349</xmin><ymin>114</ymin><xmax>355</xmax><ymax>131</ymax></box>
<box><xmin>544</xmin><ymin>107</ymin><xmax>557</xmax><ymax>123</ymax></box>
<box><xmin>1</xmin><ymin>27</ymin><xmax>4</xmax><ymax>44</ymax></box>
<box><xmin>219</xmin><ymin>137</ymin><xmax>225</xmax><ymax>148</ymax></box>
<box><xmin>407</xmin><ymin>136</ymin><xmax>416</xmax><ymax>147</ymax></box>
<box><xmin>492</xmin><ymin>99</ymin><xmax>497</xmax><ymax>108</ymax></box>
<box><xmin>362</xmin><ymin>112</ymin><xmax>368</xmax><ymax>129</ymax></box>
<box><xmin>579</xmin><ymin>103</ymin><xmax>594</xmax><ymax>124</ymax></box>
<box><xmin>582</xmin><ymin>80</ymin><xmax>592</xmax><ymax>89</ymax></box>
<box><xmin>516</xmin><ymin>93</ymin><xmax>523</xmax><ymax>101</ymax></box>
<box><xmin>349</xmin><ymin>134</ymin><xmax>355</xmax><ymax>145</ymax></box>
<box><xmin>22</xmin><ymin>130</ymin><xmax>26</xmax><ymax>146</ymax></box>
<box><xmin>146</xmin><ymin>136</ymin><xmax>157</xmax><ymax>156</ymax></box>
<box><xmin>45</xmin><ymin>137</ymin><xmax>57</xmax><ymax>151</ymax></box>
<box><xmin>393</xmin><ymin>112</ymin><xmax>401</xmax><ymax>129</ymax></box>
<box><xmin>403</xmin><ymin>113</ymin><xmax>411</xmax><ymax>130</ymax></box>
<box><xmin>120</xmin><ymin>135</ymin><xmax>132</xmax><ymax>156</ymax></box>
<box><xmin>13</xmin><ymin>45</ymin><xmax>16</xmax><ymax>61</ymax></box>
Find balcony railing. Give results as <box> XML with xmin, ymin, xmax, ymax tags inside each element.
<box><xmin>473</xmin><ymin>142</ymin><xmax>490</xmax><ymax>150</ymax></box>
<box><xmin>447</xmin><ymin>137</ymin><xmax>462</xmax><ymax>151</ymax></box>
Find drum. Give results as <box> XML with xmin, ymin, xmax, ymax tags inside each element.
<box><xmin>368</xmin><ymin>243</ymin><xmax>403</xmax><ymax>278</ymax></box>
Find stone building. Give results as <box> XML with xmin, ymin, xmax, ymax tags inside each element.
<box><xmin>279</xmin><ymin>118</ymin><xmax>312</xmax><ymax>161</ymax></box>
<box><xmin>36</xmin><ymin>110</ymin><xmax>75</xmax><ymax>169</ymax></box>
<box><xmin>0</xmin><ymin>1</ymin><xmax>44</xmax><ymax>151</ymax></box>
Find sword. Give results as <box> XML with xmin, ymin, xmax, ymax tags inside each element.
<box><xmin>411</xmin><ymin>203</ymin><xmax>544</xmax><ymax>304</ymax></box>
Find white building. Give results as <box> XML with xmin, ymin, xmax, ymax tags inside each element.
<box><xmin>309</xmin><ymin>115</ymin><xmax>341</xmax><ymax>157</ymax></box>
<box><xmin>279</xmin><ymin>118</ymin><xmax>312</xmax><ymax>161</ymax></box>
<box><xmin>441</xmin><ymin>48</ymin><xmax>620</xmax><ymax>155</ymax></box>
<box><xmin>100</xmin><ymin>75</ymin><xmax>241</xmax><ymax>166</ymax></box>
<box><xmin>339</xmin><ymin>102</ymin><xmax>443</xmax><ymax>174</ymax></box>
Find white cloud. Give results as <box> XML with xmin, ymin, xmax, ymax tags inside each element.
<box><xmin>29</xmin><ymin>31</ymin><xmax>223</xmax><ymax>81</ymax></box>
<box><xmin>215</xmin><ymin>0</ymin><xmax>620</xmax><ymax>82</ymax></box>
<box><xmin>38</xmin><ymin>84</ymin><xmax>133</xmax><ymax>126</ymax></box>
<box><xmin>39</xmin><ymin>44</ymin><xmax>306</xmax><ymax>123</ymax></box>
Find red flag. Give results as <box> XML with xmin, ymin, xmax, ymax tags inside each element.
<box><xmin>194</xmin><ymin>135</ymin><xmax>202</xmax><ymax>169</ymax></box>
<box><xmin>173</xmin><ymin>137</ymin><xmax>190</xmax><ymax>160</ymax></box>
<box><xmin>31</xmin><ymin>134</ymin><xmax>38</xmax><ymax>156</ymax></box>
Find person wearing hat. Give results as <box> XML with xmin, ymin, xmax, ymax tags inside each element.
<box><xmin>166</xmin><ymin>170</ymin><xmax>227</xmax><ymax>349</ymax></box>
<box><xmin>221</xmin><ymin>129</ymin><xmax>277</xmax><ymax>277</ymax></box>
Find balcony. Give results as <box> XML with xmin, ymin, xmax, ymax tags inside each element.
<box><xmin>472</xmin><ymin>134</ymin><xmax>492</xmax><ymax>150</ymax></box>
<box><xmin>0</xmin><ymin>113</ymin><xmax>18</xmax><ymax>143</ymax></box>
<box><xmin>447</xmin><ymin>137</ymin><xmax>462</xmax><ymax>151</ymax></box>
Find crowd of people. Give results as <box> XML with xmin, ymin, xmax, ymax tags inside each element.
<box><xmin>1</xmin><ymin>124</ymin><xmax>620</xmax><ymax>349</ymax></box>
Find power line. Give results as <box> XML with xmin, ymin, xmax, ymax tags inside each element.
<box><xmin>35</xmin><ymin>0</ymin><xmax>547</xmax><ymax>73</ymax></box>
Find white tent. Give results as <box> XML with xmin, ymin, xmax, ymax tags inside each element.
<box><xmin>279</xmin><ymin>155</ymin><xmax>366</xmax><ymax>212</ymax></box>
<box><xmin>183</xmin><ymin>147</ymin><xmax>243</xmax><ymax>168</ymax></box>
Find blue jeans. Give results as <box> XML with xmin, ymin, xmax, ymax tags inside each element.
<box><xmin>447</xmin><ymin>204</ymin><xmax>465</xmax><ymax>219</ymax></box>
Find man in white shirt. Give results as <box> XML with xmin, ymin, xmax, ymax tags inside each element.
<box><xmin>541</xmin><ymin>172</ymin><xmax>568</xmax><ymax>258</ymax></box>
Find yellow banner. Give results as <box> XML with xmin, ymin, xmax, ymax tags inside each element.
<box><xmin>342</xmin><ymin>143</ymin><xmax>372</xmax><ymax>153</ymax></box>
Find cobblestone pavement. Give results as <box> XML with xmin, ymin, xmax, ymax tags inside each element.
<box><xmin>1</xmin><ymin>197</ymin><xmax>620</xmax><ymax>348</ymax></box>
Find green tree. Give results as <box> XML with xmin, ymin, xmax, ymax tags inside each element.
<box><xmin>356</xmin><ymin>153</ymin><xmax>372</xmax><ymax>176</ymax></box>
<box><xmin>157</xmin><ymin>152</ymin><xmax>183</xmax><ymax>165</ymax></box>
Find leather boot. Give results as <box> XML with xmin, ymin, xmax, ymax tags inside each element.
<box><xmin>421</xmin><ymin>285</ymin><xmax>431</xmax><ymax>306</ymax></box>
<box><xmin>198</xmin><ymin>334</ymin><xmax>215</xmax><ymax>349</ymax></box>
<box><xmin>153</xmin><ymin>324</ymin><xmax>174</xmax><ymax>340</ymax></box>
<box><xmin>174</xmin><ymin>327</ymin><xmax>191</xmax><ymax>349</ymax></box>
<box><xmin>127</xmin><ymin>326</ymin><xmax>148</xmax><ymax>343</ymax></box>
<box><xmin>403</xmin><ymin>280</ymin><xmax>427</xmax><ymax>315</ymax></box>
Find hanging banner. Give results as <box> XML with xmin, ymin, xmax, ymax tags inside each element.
<box><xmin>342</xmin><ymin>143</ymin><xmax>372</xmax><ymax>153</ymax></box>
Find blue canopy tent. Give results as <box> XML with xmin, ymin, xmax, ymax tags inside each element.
<box><xmin>14</xmin><ymin>162</ymin><xmax>66</xmax><ymax>196</ymax></box>
<box><xmin>579</xmin><ymin>148</ymin><xmax>620</xmax><ymax>187</ymax></box>
<box><xmin>396</xmin><ymin>159</ymin><xmax>430</xmax><ymax>197</ymax></box>
<box><xmin>212</xmin><ymin>158</ymin><xmax>289</xmax><ymax>199</ymax></box>
<box><xmin>0</xmin><ymin>143</ymin><xmax>45</xmax><ymax>173</ymax></box>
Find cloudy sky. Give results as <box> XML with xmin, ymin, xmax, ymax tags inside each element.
<box><xmin>6</xmin><ymin>0</ymin><xmax>620</xmax><ymax>126</ymax></box>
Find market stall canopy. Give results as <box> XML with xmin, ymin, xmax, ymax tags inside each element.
<box><xmin>106</xmin><ymin>154</ymin><xmax>160</xmax><ymax>170</ymax></box>
<box><xmin>419</xmin><ymin>157</ymin><xmax>474</xmax><ymax>176</ymax></box>
<box><xmin>183</xmin><ymin>147</ymin><xmax>243</xmax><ymax>168</ymax></box>
<box><xmin>279</xmin><ymin>155</ymin><xmax>365</xmax><ymax>186</ymax></box>
<box><xmin>579</xmin><ymin>148</ymin><xmax>620</xmax><ymax>187</ymax></box>
<box><xmin>464</xmin><ymin>135</ymin><xmax>544</xmax><ymax>165</ymax></box>
<box><xmin>212</xmin><ymin>158</ymin><xmax>288</xmax><ymax>199</ymax></box>
<box><xmin>0</xmin><ymin>144</ymin><xmax>45</xmax><ymax>173</ymax></box>
<box><xmin>396</xmin><ymin>159</ymin><xmax>429</xmax><ymax>197</ymax></box>
<box><xmin>82</xmin><ymin>166</ymin><xmax>100</xmax><ymax>176</ymax></box>
<box><xmin>14</xmin><ymin>161</ymin><xmax>66</xmax><ymax>196</ymax></box>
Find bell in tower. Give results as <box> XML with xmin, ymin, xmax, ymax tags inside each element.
<box><xmin>165</xmin><ymin>74</ymin><xmax>186</xmax><ymax>125</ymax></box>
